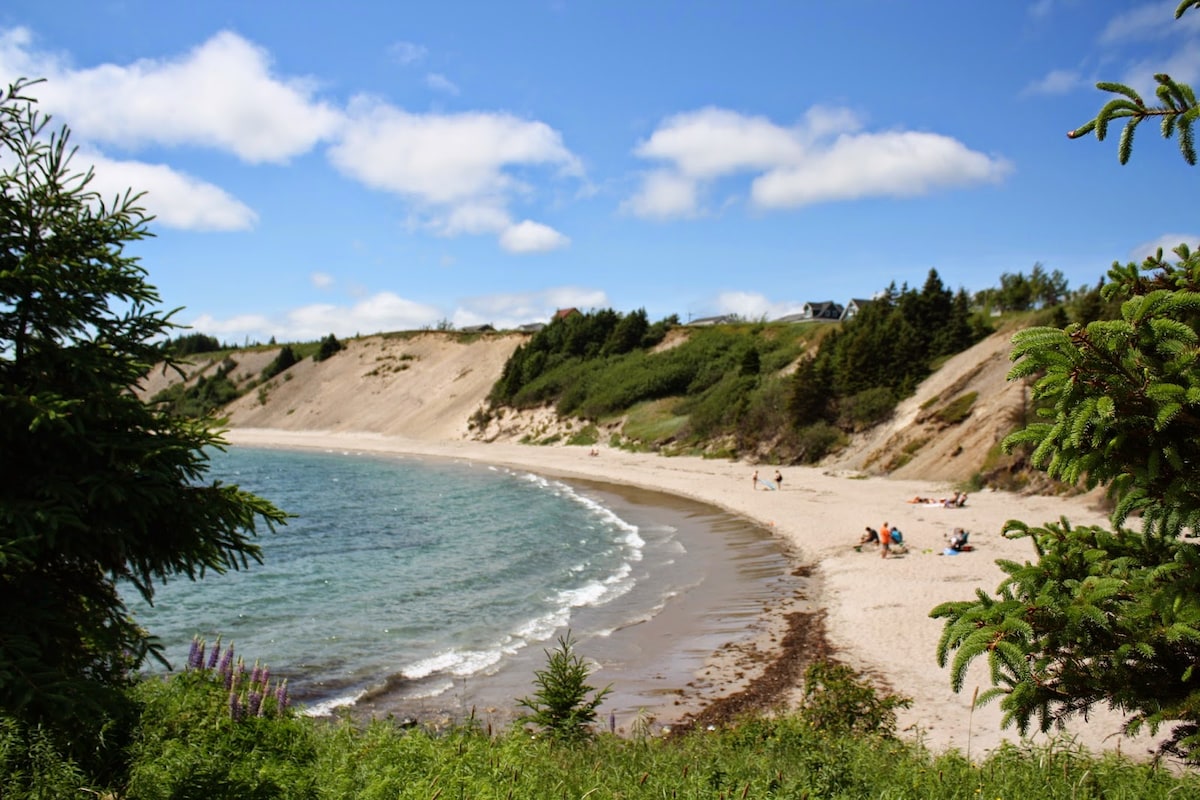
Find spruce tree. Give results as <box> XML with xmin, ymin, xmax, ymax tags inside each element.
<box><xmin>932</xmin><ymin>3</ymin><xmax>1200</xmax><ymax>760</ymax></box>
<box><xmin>0</xmin><ymin>78</ymin><xmax>287</xmax><ymax>742</ymax></box>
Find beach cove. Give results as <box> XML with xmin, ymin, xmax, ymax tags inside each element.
<box><xmin>226</xmin><ymin>428</ymin><xmax>1158</xmax><ymax>760</ymax></box>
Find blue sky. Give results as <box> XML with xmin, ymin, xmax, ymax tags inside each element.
<box><xmin>2</xmin><ymin>1</ymin><xmax>1197</xmax><ymax>343</ymax></box>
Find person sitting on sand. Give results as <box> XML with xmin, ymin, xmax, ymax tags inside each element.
<box><xmin>859</xmin><ymin>526</ymin><xmax>879</xmax><ymax>546</ymax></box>
<box><xmin>948</xmin><ymin>528</ymin><xmax>969</xmax><ymax>551</ymax></box>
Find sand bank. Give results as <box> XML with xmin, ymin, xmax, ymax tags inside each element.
<box><xmin>225</xmin><ymin>428</ymin><xmax>1156</xmax><ymax>760</ymax></box>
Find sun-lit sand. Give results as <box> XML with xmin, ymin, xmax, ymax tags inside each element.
<box><xmin>225</xmin><ymin>427</ymin><xmax>1160</xmax><ymax>760</ymax></box>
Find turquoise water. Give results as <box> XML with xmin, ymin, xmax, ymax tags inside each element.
<box><xmin>129</xmin><ymin>446</ymin><xmax>793</xmax><ymax>719</ymax></box>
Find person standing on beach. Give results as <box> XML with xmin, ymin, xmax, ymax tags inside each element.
<box><xmin>880</xmin><ymin>521</ymin><xmax>892</xmax><ymax>559</ymax></box>
<box><xmin>752</xmin><ymin>469</ymin><xmax>759</xmax><ymax>490</ymax></box>
<box><xmin>774</xmin><ymin>470</ymin><xmax>783</xmax><ymax>491</ymax></box>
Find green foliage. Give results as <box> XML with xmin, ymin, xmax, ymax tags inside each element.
<box><xmin>565</xmin><ymin>423</ymin><xmax>600</xmax><ymax>446</ymax></box>
<box><xmin>152</xmin><ymin>357</ymin><xmax>246</xmax><ymax>417</ymax></box>
<box><xmin>0</xmin><ymin>78</ymin><xmax>287</xmax><ymax>751</ymax></box>
<box><xmin>792</xmin><ymin>421</ymin><xmax>845</xmax><ymax>464</ymax></box>
<box><xmin>933</xmin><ymin>517</ymin><xmax>1200</xmax><ymax>754</ymax></box>
<box><xmin>262</xmin><ymin>344</ymin><xmax>299</xmax><ymax>379</ymax></box>
<box><xmin>934</xmin><ymin>246</ymin><xmax>1200</xmax><ymax>760</ymax></box>
<box><xmin>1068</xmin><ymin>3</ymin><xmax>1199</xmax><ymax>164</ymax></box>
<box><xmin>126</xmin><ymin>671</ymin><xmax>316</xmax><ymax>799</ymax></box>
<box><xmin>313</xmin><ymin>332</ymin><xmax>343</xmax><ymax>362</ymax></box>
<box><xmin>796</xmin><ymin>661</ymin><xmax>911</xmax><ymax>738</ymax></box>
<box><xmin>517</xmin><ymin>631</ymin><xmax>611</xmax><ymax>741</ymax></box>
<box><xmin>5</xmin><ymin>669</ymin><xmax>1200</xmax><ymax>797</ymax></box>
<box><xmin>165</xmin><ymin>331</ymin><xmax>223</xmax><ymax>356</ymax></box>
<box><xmin>936</xmin><ymin>391</ymin><xmax>978</xmax><ymax>425</ymax></box>
<box><xmin>789</xmin><ymin>270</ymin><xmax>988</xmax><ymax>438</ymax></box>
<box><xmin>974</xmin><ymin>263</ymin><xmax>1071</xmax><ymax>313</ymax></box>
<box><xmin>935</xmin><ymin>8</ymin><xmax>1200</xmax><ymax>747</ymax></box>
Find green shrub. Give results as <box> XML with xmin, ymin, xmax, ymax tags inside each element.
<box><xmin>566</xmin><ymin>424</ymin><xmax>600</xmax><ymax>446</ymax></box>
<box><xmin>517</xmin><ymin>632</ymin><xmax>611</xmax><ymax>741</ymax></box>
<box><xmin>795</xmin><ymin>421</ymin><xmax>843</xmax><ymax>463</ymax></box>
<box><xmin>936</xmin><ymin>391</ymin><xmax>978</xmax><ymax>425</ymax></box>
<box><xmin>797</xmin><ymin>661</ymin><xmax>911</xmax><ymax>738</ymax></box>
<box><xmin>313</xmin><ymin>333</ymin><xmax>343</xmax><ymax>362</ymax></box>
<box><xmin>262</xmin><ymin>345</ymin><xmax>299</xmax><ymax>379</ymax></box>
<box><xmin>836</xmin><ymin>386</ymin><xmax>896</xmax><ymax>431</ymax></box>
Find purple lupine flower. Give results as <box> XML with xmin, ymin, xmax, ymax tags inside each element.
<box><xmin>187</xmin><ymin>636</ymin><xmax>204</xmax><ymax>671</ymax></box>
<box><xmin>258</xmin><ymin>665</ymin><xmax>270</xmax><ymax>692</ymax></box>
<box><xmin>218</xmin><ymin>644</ymin><xmax>235</xmax><ymax>685</ymax></box>
<box><xmin>206</xmin><ymin>636</ymin><xmax>222</xmax><ymax>670</ymax></box>
<box><xmin>275</xmin><ymin>679</ymin><xmax>289</xmax><ymax>714</ymax></box>
<box><xmin>229</xmin><ymin>689</ymin><xmax>243</xmax><ymax>722</ymax></box>
<box><xmin>248</xmin><ymin>689</ymin><xmax>264</xmax><ymax>717</ymax></box>
<box><xmin>250</xmin><ymin>661</ymin><xmax>262</xmax><ymax>688</ymax></box>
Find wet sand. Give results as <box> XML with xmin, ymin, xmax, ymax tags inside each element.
<box><xmin>226</xmin><ymin>428</ymin><xmax>1163</xmax><ymax>759</ymax></box>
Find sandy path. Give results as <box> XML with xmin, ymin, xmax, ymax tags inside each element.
<box><xmin>224</xmin><ymin>427</ymin><xmax>1157</xmax><ymax>761</ymax></box>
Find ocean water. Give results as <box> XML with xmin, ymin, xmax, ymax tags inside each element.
<box><xmin>128</xmin><ymin>446</ymin><xmax>794</xmax><ymax>720</ymax></box>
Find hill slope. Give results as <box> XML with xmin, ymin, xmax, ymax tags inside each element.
<box><xmin>145</xmin><ymin>327</ymin><xmax>1025</xmax><ymax>483</ymax></box>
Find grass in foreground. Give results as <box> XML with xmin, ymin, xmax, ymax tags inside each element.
<box><xmin>2</xmin><ymin>660</ymin><xmax>1197</xmax><ymax>799</ymax></box>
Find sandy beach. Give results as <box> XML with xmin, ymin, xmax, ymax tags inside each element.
<box><xmin>224</xmin><ymin>426</ymin><xmax>1160</xmax><ymax>761</ymax></box>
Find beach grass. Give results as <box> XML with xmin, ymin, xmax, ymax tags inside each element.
<box><xmin>4</xmin><ymin>669</ymin><xmax>1196</xmax><ymax>799</ymax></box>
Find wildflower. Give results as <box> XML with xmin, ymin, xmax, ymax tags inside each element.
<box><xmin>206</xmin><ymin>635</ymin><xmax>222</xmax><ymax>670</ymax></box>
<box><xmin>186</xmin><ymin>636</ymin><xmax>205</xmax><ymax>671</ymax></box>
<box><xmin>229</xmin><ymin>689</ymin><xmax>244</xmax><ymax>722</ymax></box>
<box><xmin>218</xmin><ymin>644</ymin><xmax>235</xmax><ymax>686</ymax></box>
<box><xmin>275</xmin><ymin>679</ymin><xmax>289</xmax><ymax>713</ymax></box>
<box><xmin>248</xmin><ymin>689</ymin><xmax>264</xmax><ymax>717</ymax></box>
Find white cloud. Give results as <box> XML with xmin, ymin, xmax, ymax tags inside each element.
<box><xmin>752</xmin><ymin>131</ymin><xmax>1011</xmax><ymax>208</ymax></box>
<box><xmin>626</xmin><ymin>106</ymin><xmax>1010</xmax><ymax>219</ymax></box>
<box><xmin>187</xmin><ymin>286</ymin><xmax>612</xmax><ymax>342</ymax></box>
<box><xmin>188</xmin><ymin>291</ymin><xmax>443</xmax><ymax>343</ymax></box>
<box><xmin>453</xmin><ymin>287</ymin><xmax>608</xmax><ymax>328</ymax></box>
<box><xmin>714</xmin><ymin>291</ymin><xmax>805</xmax><ymax>322</ymax></box>
<box><xmin>311</xmin><ymin>272</ymin><xmax>335</xmax><ymax>289</ymax></box>
<box><xmin>1121</xmin><ymin>41</ymin><xmax>1200</xmax><ymax>95</ymax></box>
<box><xmin>389</xmin><ymin>40</ymin><xmax>428</xmax><ymax>65</ymax></box>
<box><xmin>1022</xmin><ymin>68</ymin><xmax>1085</xmax><ymax>96</ymax></box>
<box><xmin>499</xmin><ymin>220</ymin><xmax>570</xmax><ymax>253</ymax></box>
<box><xmin>1131</xmin><ymin>233</ymin><xmax>1200</xmax><ymax>261</ymax></box>
<box><xmin>425</xmin><ymin>73</ymin><xmax>460</xmax><ymax>95</ymax></box>
<box><xmin>436</xmin><ymin>202</ymin><xmax>512</xmax><ymax>236</ymax></box>
<box><xmin>621</xmin><ymin>169</ymin><xmax>701</xmax><ymax>219</ymax></box>
<box><xmin>332</xmin><ymin>97</ymin><xmax>581</xmax><ymax>202</ymax></box>
<box><xmin>634</xmin><ymin>107</ymin><xmax>807</xmax><ymax>179</ymax></box>
<box><xmin>82</xmin><ymin>150</ymin><xmax>258</xmax><ymax>231</ymax></box>
<box><xmin>185</xmin><ymin>312</ymin><xmax>275</xmax><ymax>343</ymax></box>
<box><xmin>15</xmin><ymin>29</ymin><xmax>343</xmax><ymax>163</ymax></box>
<box><xmin>1099</xmin><ymin>1</ymin><xmax>1199</xmax><ymax>44</ymax></box>
<box><xmin>330</xmin><ymin>96</ymin><xmax>583</xmax><ymax>251</ymax></box>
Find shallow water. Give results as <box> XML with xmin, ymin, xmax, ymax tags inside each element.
<box><xmin>128</xmin><ymin>446</ymin><xmax>796</xmax><ymax>721</ymax></box>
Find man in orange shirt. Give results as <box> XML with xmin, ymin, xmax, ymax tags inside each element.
<box><xmin>880</xmin><ymin>522</ymin><xmax>892</xmax><ymax>559</ymax></box>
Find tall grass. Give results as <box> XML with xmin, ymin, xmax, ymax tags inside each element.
<box><xmin>3</xmin><ymin>662</ymin><xmax>1198</xmax><ymax>798</ymax></box>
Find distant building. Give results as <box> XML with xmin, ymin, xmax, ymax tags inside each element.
<box><xmin>840</xmin><ymin>298</ymin><xmax>873</xmax><ymax>321</ymax></box>
<box><xmin>460</xmin><ymin>324</ymin><xmax>494</xmax><ymax>333</ymax></box>
<box><xmin>553</xmin><ymin>308</ymin><xmax>581</xmax><ymax>321</ymax></box>
<box><xmin>799</xmin><ymin>301</ymin><xmax>844</xmax><ymax>322</ymax></box>
<box><xmin>689</xmin><ymin>314</ymin><xmax>738</xmax><ymax>326</ymax></box>
<box><xmin>516</xmin><ymin>322</ymin><xmax>546</xmax><ymax>333</ymax></box>
<box><xmin>773</xmin><ymin>312</ymin><xmax>807</xmax><ymax>324</ymax></box>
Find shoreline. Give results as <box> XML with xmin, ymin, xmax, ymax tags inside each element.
<box><xmin>225</xmin><ymin>427</ymin><xmax>1160</xmax><ymax>760</ymax></box>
